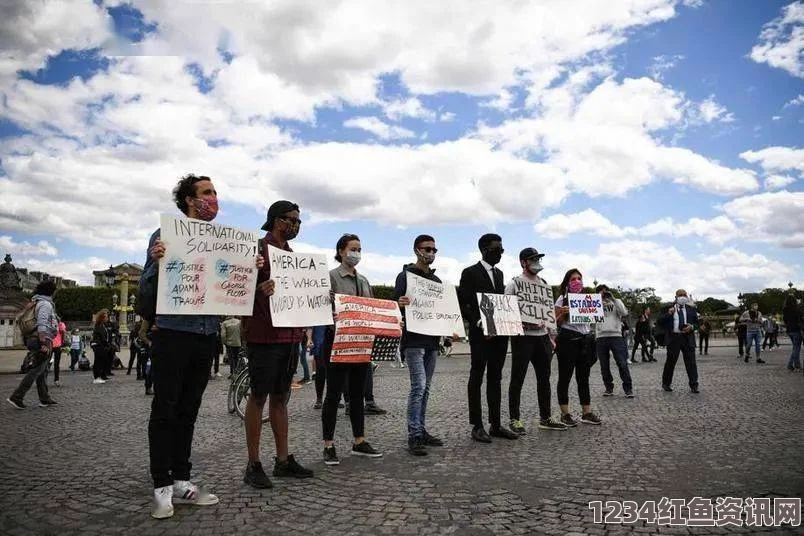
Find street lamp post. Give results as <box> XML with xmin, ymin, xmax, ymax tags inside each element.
<box><xmin>104</xmin><ymin>265</ymin><xmax>116</xmax><ymax>288</ymax></box>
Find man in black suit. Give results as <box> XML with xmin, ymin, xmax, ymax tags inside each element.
<box><xmin>458</xmin><ymin>234</ymin><xmax>518</xmax><ymax>442</ymax></box>
<box><xmin>658</xmin><ymin>289</ymin><xmax>700</xmax><ymax>394</ymax></box>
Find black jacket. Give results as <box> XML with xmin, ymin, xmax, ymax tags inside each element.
<box><xmin>458</xmin><ymin>261</ymin><xmax>505</xmax><ymax>340</ymax></box>
<box><xmin>393</xmin><ymin>264</ymin><xmax>442</xmax><ymax>350</ymax></box>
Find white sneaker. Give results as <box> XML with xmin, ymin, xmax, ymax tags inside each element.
<box><xmin>92</xmin><ymin>378</ymin><xmax>106</xmax><ymax>384</ymax></box>
<box><xmin>172</xmin><ymin>480</ymin><xmax>219</xmax><ymax>506</ymax></box>
<box><xmin>151</xmin><ymin>485</ymin><xmax>174</xmax><ymax>519</ymax></box>
<box><xmin>54</xmin><ymin>380</ymin><xmax>60</xmax><ymax>387</ymax></box>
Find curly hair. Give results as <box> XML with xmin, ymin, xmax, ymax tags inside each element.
<box><xmin>172</xmin><ymin>174</ymin><xmax>212</xmax><ymax>215</ymax></box>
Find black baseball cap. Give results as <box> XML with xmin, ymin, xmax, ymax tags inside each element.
<box><xmin>261</xmin><ymin>200</ymin><xmax>299</xmax><ymax>231</ymax></box>
<box><xmin>519</xmin><ymin>247</ymin><xmax>545</xmax><ymax>261</ymax></box>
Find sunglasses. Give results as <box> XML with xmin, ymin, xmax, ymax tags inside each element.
<box><xmin>418</xmin><ymin>247</ymin><xmax>438</xmax><ymax>254</ymax></box>
<box><xmin>277</xmin><ymin>216</ymin><xmax>302</xmax><ymax>226</ymax></box>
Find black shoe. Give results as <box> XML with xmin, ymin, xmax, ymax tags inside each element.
<box><xmin>273</xmin><ymin>454</ymin><xmax>314</xmax><ymax>478</ymax></box>
<box><xmin>624</xmin><ymin>391</ymin><xmax>634</xmax><ymax>398</ymax></box>
<box><xmin>641</xmin><ymin>358</ymin><xmax>649</xmax><ymax>363</ymax></box>
<box><xmin>136</xmin><ymin>376</ymin><xmax>143</xmax><ymax>380</ymax></box>
<box><xmin>662</xmin><ymin>384</ymin><xmax>673</xmax><ymax>392</ymax></box>
<box><xmin>345</xmin><ymin>405</ymin><xmax>350</xmax><ymax>415</ymax></box>
<box><xmin>756</xmin><ymin>358</ymin><xmax>766</xmax><ymax>364</ymax></box>
<box><xmin>581</xmin><ymin>412</ymin><xmax>602</xmax><ymax>425</ymax></box>
<box><xmin>38</xmin><ymin>399</ymin><xmax>57</xmax><ymax>407</ymax></box>
<box><xmin>509</xmin><ymin>419</ymin><xmax>527</xmax><ymax>435</ymax></box>
<box><xmin>602</xmin><ymin>389</ymin><xmax>614</xmax><ymax>397</ymax></box>
<box><xmin>313</xmin><ymin>400</ymin><xmax>323</xmax><ymax>409</ymax></box>
<box><xmin>364</xmin><ymin>404</ymin><xmax>387</xmax><ymax>415</ymax></box>
<box><xmin>690</xmin><ymin>386</ymin><xmax>700</xmax><ymax>394</ymax></box>
<box><xmin>471</xmin><ymin>425</ymin><xmax>492</xmax><ymax>443</ymax></box>
<box><xmin>107</xmin><ymin>371</ymin><xmax>115</xmax><ymax>376</ymax></box>
<box><xmin>145</xmin><ymin>388</ymin><xmax>154</xmax><ymax>396</ymax></box>
<box><xmin>489</xmin><ymin>426</ymin><xmax>519</xmax><ymax>440</ymax></box>
<box><xmin>126</xmin><ymin>371</ymin><xmax>131</xmax><ymax>376</ymax></box>
<box><xmin>408</xmin><ymin>437</ymin><xmax>427</xmax><ymax>456</ymax></box>
<box><xmin>351</xmin><ymin>441</ymin><xmax>382</xmax><ymax>458</ymax></box>
<box><xmin>7</xmin><ymin>397</ymin><xmax>25</xmax><ymax>410</ymax></box>
<box><xmin>301</xmin><ymin>377</ymin><xmax>311</xmax><ymax>384</ymax></box>
<box><xmin>422</xmin><ymin>431</ymin><xmax>444</xmax><ymax>446</ymax></box>
<box><xmin>244</xmin><ymin>461</ymin><xmax>273</xmax><ymax>489</ymax></box>
<box><xmin>538</xmin><ymin>418</ymin><xmax>568</xmax><ymax>431</ymax></box>
<box><xmin>560</xmin><ymin>413</ymin><xmax>578</xmax><ymax>427</ymax></box>
<box><xmin>744</xmin><ymin>356</ymin><xmax>749</xmax><ymax>363</ymax></box>
<box><xmin>338</xmin><ymin>402</ymin><xmax>344</xmax><ymax>408</ymax></box>
<box><xmin>323</xmin><ymin>446</ymin><xmax>340</xmax><ymax>465</ymax></box>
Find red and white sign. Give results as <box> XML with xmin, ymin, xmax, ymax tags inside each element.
<box><xmin>331</xmin><ymin>294</ymin><xmax>402</xmax><ymax>363</ymax></box>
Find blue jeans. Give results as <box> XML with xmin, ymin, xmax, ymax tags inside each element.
<box><xmin>788</xmin><ymin>331</ymin><xmax>802</xmax><ymax>367</ymax></box>
<box><xmin>746</xmin><ymin>331</ymin><xmax>761</xmax><ymax>358</ymax></box>
<box><xmin>596</xmin><ymin>337</ymin><xmax>632</xmax><ymax>392</ymax></box>
<box><xmin>405</xmin><ymin>347</ymin><xmax>437</xmax><ymax>440</ymax></box>
<box><xmin>296</xmin><ymin>343</ymin><xmax>310</xmax><ymax>379</ymax></box>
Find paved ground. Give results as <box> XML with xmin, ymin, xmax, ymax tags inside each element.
<box><xmin>0</xmin><ymin>343</ymin><xmax>801</xmax><ymax>535</ymax></box>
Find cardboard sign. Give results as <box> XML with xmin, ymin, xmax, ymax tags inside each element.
<box><xmin>405</xmin><ymin>272</ymin><xmax>466</xmax><ymax>338</ymax></box>
<box><xmin>512</xmin><ymin>277</ymin><xmax>556</xmax><ymax>330</ymax></box>
<box><xmin>267</xmin><ymin>245</ymin><xmax>333</xmax><ymax>327</ymax></box>
<box><xmin>567</xmin><ymin>293</ymin><xmax>604</xmax><ymax>323</ymax></box>
<box><xmin>156</xmin><ymin>215</ymin><xmax>258</xmax><ymax>316</ymax></box>
<box><xmin>475</xmin><ymin>293</ymin><xmax>524</xmax><ymax>336</ymax></box>
<box><xmin>331</xmin><ymin>294</ymin><xmax>402</xmax><ymax>363</ymax></box>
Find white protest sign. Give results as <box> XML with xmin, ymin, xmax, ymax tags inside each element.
<box><xmin>567</xmin><ymin>293</ymin><xmax>604</xmax><ymax>323</ymax></box>
<box><xmin>476</xmin><ymin>293</ymin><xmax>524</xmax><ymax>336</ymax></box>
<box><xmin>267</xmin><ymin>245</ymin><xmax>333</xmax><ymax>327</ymax></box>
<box><xmin>405</xmin><ymin>272</ymin><xmax>466</xmax><ymax>338</ymax></box>
<box><xmin>512</xmin><ymin>277</ymin><xmax>556</xmax><ymax>330</ymax></box>
<box><xmin>156</xmin><ymin>215</ymin><xmax>258</xmax><ymax>316</ymax></box>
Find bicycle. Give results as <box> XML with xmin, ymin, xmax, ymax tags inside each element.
<box><xmin>227</xmin><ymin>348</ymin><xmax>270</xmax><ymax>424</ymax></box>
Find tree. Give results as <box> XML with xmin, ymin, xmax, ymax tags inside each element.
<box><xmin>371</xmin><ymin>285</ymin><xmax>396</xmax><ymax>300</ymax></box>
<box><xmin>696</xmin><ymin>297</ymin><xmax>733</xmax><ymax>314</ymax></box>
<box><xmin>53</xmin><ymin>287</ymin><xmax>117</xmax><ymax>321</ymax></box>
<box><xmin>614</xmin><ymin>287</ymin><xmax>662</xmax><ymax>316</ymax></box>
<box><xmin>740</xmin><ymin>288</ymin><xmax>791</xmax><ymax>314</ymax></box>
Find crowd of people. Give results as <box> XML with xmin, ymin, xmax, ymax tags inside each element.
<box><xmin>6</xmin><ymin>174</ymin><xmax>803</xmax><ymax>521</ymax></box>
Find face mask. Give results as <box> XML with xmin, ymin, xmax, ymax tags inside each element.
<box><xmin>281</xmin><ymin>227</ymin><xmax>298</xmax><ymax>241</ymax></box>
<box><xmin>568</xmin><ymin>279</ymin><xmax>583</xmax><ymax>293</ymax></box>
<box><xmin>344</xmin><ymin>251</ymin><xmax>361</xmax><ymax>267</ymax></box>
<box><xmin>676</xmin><ymin>296</ymin><xmax>689</xmax><ymax>306</ymax></box>
<box><xmin>417</xmin><ymin>249</ymin><xmax>436</xmax><ymax>265</ymax></box>
<box><xmin>750</xmin><ymin>305</ymin><xmax>758</xmax><ymax>311</ymax></box>
<box><xmin>483</xmin><ymin>250</ymin><xmax>502</xmax><ymax>266</ymax></box>
<box><xmin>527</xmin><ymin>261</ymin><xmax>543</xmax><ymax>274</ymax></box>
<box><xmin>192</xmin><ymin>197</ymin><xmax>218</xmax><ymax>221</ymax></box>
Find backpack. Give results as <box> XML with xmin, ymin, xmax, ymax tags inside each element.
<box><xmin>16</xmin><ymin>300</ymin><xmax>38</xmax><ymax>339</ymax></box>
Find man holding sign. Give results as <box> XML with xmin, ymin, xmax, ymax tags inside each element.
<box><xmin>242</xmin><ymin>200</ymin><xmax>314</xmax><ymax>489</ymax></box>
<box><xmin>504</xmin><ymin>248</ymin><xmax>566</xmax><ymax>435</ymax></box>
<box><xmin>393</xmin><ymin>235</ymin><xmax>456</xmax><ymax>456</ymax></box>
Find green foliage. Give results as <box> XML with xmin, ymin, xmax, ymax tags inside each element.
<box><xmin>53</xmin><ymin>286</ymin><xmax>118</xmax><ymax>321</ymax></box>
<box><xmin>739</xmin><ymin>288</ymin><xmax>797</xmax><ymax>314</ymax></box>
<box><xmin>614</xmin><ymin>287</ymin><xmax>662</xmax><ymax>316</ymax></box>
<box><xmin>371</xmin><ymin>285</ymin><xmax>396</xmax><ymax>300</ymax></box>
<box><xmin>696</xmin><ymin>297</ymin><xmax>733</xmax><ymax>314</ymax></box>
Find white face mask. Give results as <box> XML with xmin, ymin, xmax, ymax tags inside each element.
<box><xmin>344</xmin><ymin>251</ymin><xmax>361</xmax><ymax>267</ymax></box>
<box><xmin>527</xmin><ymin>261</ymin><xmax>543</xmax><ymax>274</ymax></box>
<box><xmin>676</xmin><ymin>296</ymin><xmax>689</xmax><ymax>306</ymax></box>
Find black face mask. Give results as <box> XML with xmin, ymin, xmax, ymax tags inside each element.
<box><xmin>281</xmin><ymin>227</ymin><xmax>298</xmax><ymax>241</ymax></box>
<box><xmin>483</xmin><ymin>249</ymin><xmax>502</xmax><ymax>266</ymax></box>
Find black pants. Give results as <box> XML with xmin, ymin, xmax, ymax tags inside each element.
<box><xmin>314</xmin><ymin>356</ymin><xmax>327</xmax><ymax>401</ymax></box>
<box><xmin>699</xmin><ymin>333</ymin><xmax>709</xmax><ymax>354</ymax></box>
<box><xmin>211</xmin><ymin>351</ymin><xmax>220</xmax><ymax>374</ymax></box>
<box><xmin>467</xmin><ymin>334</ymin><xmax>508</xmax><ymax>428</ymax></box>
<box><xmin>762</xmin><ymin>332</ymin><xmax>777</xmax><ymax>349</ymax></box>
<box><xmin>555</xmin><ymin>330</ymin><xmax>593</xmax><ymax>407</ymax></box>
<box><xmin>662</xmin><ymin>333</ymin><xmax>698</xmax><ymax>389</ymax></box>
<box><xmin>509</xmin><ymin>335</ymin><xmax>552</xmax><ymax>421</ymax></box>
<box><xmin>147</xmin><ymin>329</ymin><xmax>215</xmax><ymax>488</ymax></box>
<box><xmin>52</xmin><ymin>347</ymin><xmax>63</xmax><ymax>382</ymax></box>
<box><xmin>737</xmin><ymin>328</ymin><xmax>746</xmax><ymax>356</ymax></box>
<box><xmin>92</xmin><ymin>348</ymin><xmax>110</xmax><ymax>379</ymax></box>
<box><xmin>11</xmin><ymin>340</ymin><xmax>51</xmax><ymax>403</ymax></box>
<box><xmin>631</xmin><ymin>336</ymin><xmax>654</xmax><ymax>360</ymax></box>
<box><xmin>344</xmin><ymin>362</ymin><xmax>375</xmax><ymax>405</ymax></box>
<box><xmin>321</xmin><ymin>327</ymin><xmax>367</xmax><ymax>439</ymax></box>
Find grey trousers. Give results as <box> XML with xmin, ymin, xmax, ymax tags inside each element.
<box><xmin>11</xmin><ymin>345</ymin><xmax>51</xmax><ymax>403</ymax></box>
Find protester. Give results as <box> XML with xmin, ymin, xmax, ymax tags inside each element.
<box><xmin>220</xmin><ymin>316</ymin><xmax>242</xmax><ymax>378</ymax></box>
<box><xmin>735</xmin><ymin>308</ymin><xmax>747</xmax><ymax>359</ymax></box>
<box><xmin>504</xmin><ymin>248</ymin><xmax>566</xmax><ymax>434</ymax></box>
<box><xmin>321</xmin><ymin>233</ymin><xmax>384</xmax><ymax>465</ymax></box>
<box><xmin>782</xmin><ymin>295</ymin><xmax>802</xmax><ymax>371</ymax></box>
<box><xmin>762</xmin><ymin>314</ymin><xmax>778</xmax><ymax>351</ymax></box>
<box><xmin>7</xmin><ymin>279</ymin><xmax>58</xmax><ymax>409</ymax></box>
<box><xmin>143</xmin><ymin>174</ymin><xmax>226</xmax><ymax>518</ymax></box>
<box><xmin>311</xmin><ymin>325</ymin><xmax>328</xmax><ymax>409</ymax></box>
<box><xmin>659</xmin><ymin>289</ymin><xmax>700</xmax><ymax>393</ymax></box>
<box><xmin>632</xmin><ymin>308</ymin><xmax>656</xmax><ymax>362</ymax></box>
<box><xmin>127</xmin><ymin>321</ymin><xmax>144</xmax><ymax>379</ymax></box>
<box><xmin>458</xmin><ymin>233</ymin><xmax>518</xmax><ymax>442</ymax></box>
<box><xmin>594</xmin><ymin>284</ymin><xmax>633</xmax><ymax>398</ymax></box>
<box><xmin>394</xmin><ymin>234</ymin><xmax>448</xmax><ymax>456</ymax></box>
<box><xmin>68</xmin><ymin>328</ymin><xmax>83</xmax><ymax>372</ymax></box>
<box><xmin>739</xmin><ymin>304</ymin><xmax>765</xmax><ymax>364</ymax></box>
<box><xmin>139</xmin><ymin>320</ymin><xmax>154</xmax><ymax>396</ymax></box>
<box><xmin>698</xmin><ymin>318</ymin><xmax>711</xmax><ymax>356</ymax></box>
<box><xmin>553</xmin><ymin>269</ymin><xmax>601</xmax><ymax>426</ymax></box>
<box><xmin>90</xmin><ymin>309</ymin><xmax>113</xmax><ymax>384</ymax></box>
<box><xmin>50</xmin><ymin>320</ymin><xmax>67</xmax><ymax>386</ymax></box>
<box><xmin>242</xmin><ymin>200</ymin><xmax>314</xmax><ymax>489</ymax></box>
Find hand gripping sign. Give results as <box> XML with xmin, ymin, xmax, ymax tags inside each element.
<box><xmin>567</xmin><ymin>293</ymin><xmax>605</xmax><ymax>323</ymax></box>
<box><xmin>331</xmin><ymin>294</ymin><xmax>402</xmax><ymax>363</ymax></box>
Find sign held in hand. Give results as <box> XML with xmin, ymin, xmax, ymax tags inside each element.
<box><xmin>267</xmin><ymin>245</ymin><xmax>333</xmax><ymax>327</ymax></box>
<box><xmin>405</xmin><ymin>272</ymin><xmax>466</xmax><ymax>338</ymax></box>
<box><xmin>331</xmin><ymin>294</ymin><xmax>402</xmax><ymax>363</ymax></box>
<box><xmin>567</xmin><ymin>293</ymin><xmax>604</xmax><ymax>323</ymax></box>
<box><xmin>476</xmin><ymin>293</ymin><xmax>524</xmax><ymax>336</ymax></box>
<box><xmin>512</xmin><ymin>277</ymin><xmax>556</xmax><ymax>330</ymax></box>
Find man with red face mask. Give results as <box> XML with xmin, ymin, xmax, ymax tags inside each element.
<box><xmin>144</xmin><ymin>174</ymin><xmax>245</xmax><ymax>519</ymax></box>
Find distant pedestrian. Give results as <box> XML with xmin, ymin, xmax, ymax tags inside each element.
<box><xmin>782</xmin><ymin>295</ymin><xmax>802</xmax><ymax>371</ymax></box>
<box><xmin>735</xmin><ymin>309</ymin><xmax>747</xmax><ymax>359</ymax></box>
<box><xmin>632</xmin><ymin>308</ymin><xmax>656</xmax><ymax>362</ymax></box>
<box><xmin>220</xmin><ymin>316</ymin><xmax>242</xmax><ymax>378</ymax></box>
<box><xmin>594</xmin><ymin>284</ymin><xmax>633</xmax><ymax>398</ymax></box>
<box><xmin>7</xmin><ymin>279</ymin><xmax>58</xmax><ymax>409</ymax></box>
<box><xmin>698</xmin><ymin>318</ymin><xmax>711</xmax><ymax>355</ymax></box>
<box><xmin>90</xmin><ymin>309</ymin><xmax>113</xmax><ymax>384</ymax></box>
<box><xmin>739</xmin><ymin>304</ymin><xmax>765</xmax><ymax>363</ymax></box>
<box><xmin>659</xmin><ymin>289</ymin><xmax>700</xmax><ymax>393</ymax></box>
<box><xmin>51</xmin><ymin>320</ymin><xmax>67</xmax><ymax>386</ymax></box>
<box><xmin>68</xmin><ymin>328</ymin><xmax>83</xmax><ymax>372</ymax></box>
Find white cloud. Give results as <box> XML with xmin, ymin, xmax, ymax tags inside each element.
<box><xmin>648</xmin><ymin>54</ymin><xmax>685</xmax><ymax>80</ymax></box>
<box><xmin>482</xmin><ymin>88</ymin><xmax>516</xmax><ymax>111</ymax></box>
<box><xmin>692</xmin><ymin>94</ymin><xmax>735</xmax><ymax>123</ymax></box>
<box><xmin>749</xmin><ymin>1</ymin><xmax>804</xmax><ymax>78</ymax></box>
<box><xmin>721</xmin><ymin>190</ymin><xmax>804</xmax><ymax>248</ymax></box>
<box><xmin>20</xmin><ymin>256</ymin><xmax>111</xmax><ymax>287</ymax></box>
<box><xmin>765</xmin><ymin>174</ymin><xmax>797</xmax><ymax>189</ymax></box>
<box><xmin>439</xmin><ymin>111</ymin><xmax>456</xmax><ymax>122</ymax></box>
<box><xmin>382</xmin><ymin>97</ymin><xmax>436</xmax><ymax>122</ymax></box>
<box><xmin>0</xmin><ymin>235</ymin><xmax>58</xmax><ymax>257</ymax></box>
<box><xmin>534</xmin><ymin>210</ymin><xmax>625</xmax><ymax>239</ymax></box>
<box><xmin>740</xmin><ymin>146</ymin><xmax>804</xmax><ymax>173</ymax></box>
<box><xmin>783</xmin><ymin>93</ymin><xmax>804</xmax><ymax>107</ymax></box>
<box><xmin>343</xmin><ymin>116</ymin><xmax>415</xmax><ymax>140</ymax></box>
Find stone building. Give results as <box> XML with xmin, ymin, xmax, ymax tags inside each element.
<box><xmin>92</xmin><ymin>263</ymin><xmax>143</xmax><ymax>288</ymax></box>
<box><xmin>0</xmin><ymin>255</ymin><xmax>29</xmax><ymax>348</ymax></box>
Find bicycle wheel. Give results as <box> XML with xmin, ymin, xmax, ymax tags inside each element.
<box><xmin>233</xmin><ymin>370</ymin><xmax>269</xmax><ymax>424</ymax></box>
<box><xmin>227</xmin><ymin>376</ymin><xmax>237</xmax><ymax>414</ymax></box>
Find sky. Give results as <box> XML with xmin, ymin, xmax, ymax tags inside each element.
<box><xmin>0</xmin><ymin>0</ymin><xmax>802</xmax><ymax>303</ymax></box>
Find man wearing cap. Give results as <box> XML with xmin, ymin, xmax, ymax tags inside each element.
<box><xmin>241</xmin><ymin>200</ymin><xmax>314</xmax><ymax>489</ymax></box>
<box><xmin>505</xmin><ymin>248</ymin><xmax>567</xmax><ymax>434</ymax></box>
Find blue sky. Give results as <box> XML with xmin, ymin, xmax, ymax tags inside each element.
<box><xmin>0</xmin><ymin>0</ymin><xmax>802</xmax><ymax>302</ymax></box>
